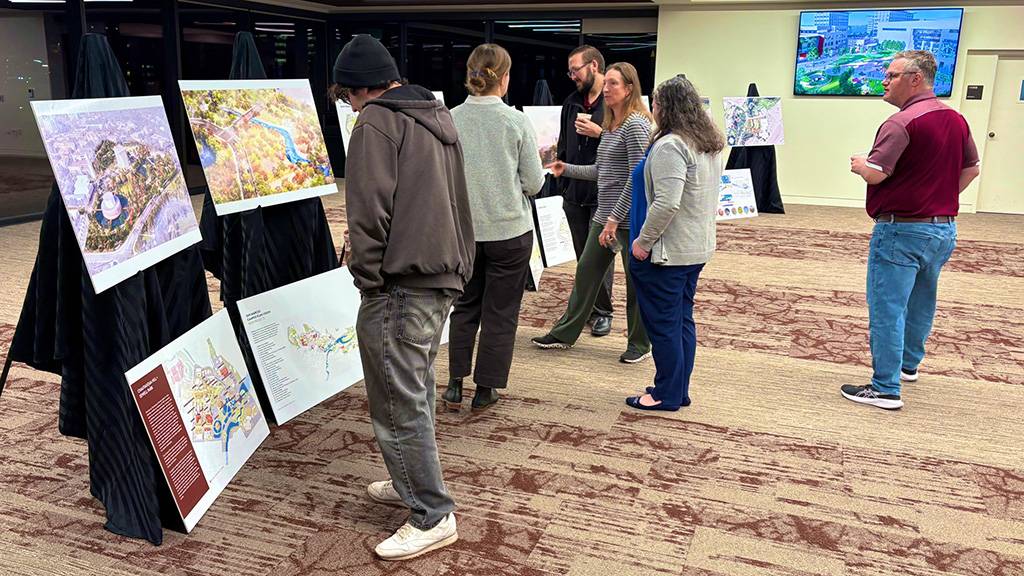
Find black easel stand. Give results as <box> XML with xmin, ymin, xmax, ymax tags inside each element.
<box><xmin>197</xmin><ymin>32</ymin><xmax>338</xmax><ymax>420</ymax></box>
<box><xmin>2</xmin><ymin>34</ymin><xmax>210</xmax><ymax>545</ymax></box>
<box><xmin>725</xmin><ymin>83</ymin><xmax>786</xmax><ymax>214</ymax></box>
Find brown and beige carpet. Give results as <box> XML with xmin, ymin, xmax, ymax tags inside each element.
<box><xmin>1</xmin><ymin>193</ymin><xmax>1023</xmax><ymax>576</ymax></box>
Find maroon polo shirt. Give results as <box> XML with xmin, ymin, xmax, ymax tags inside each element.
<box><xmin>865</xmin><ymin>92</ymin><xmax>980</xmax><ymax>218</ymax></box>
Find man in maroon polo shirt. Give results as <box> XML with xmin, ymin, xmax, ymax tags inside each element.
<box><xmin>842</xmin><ymin>50</ymin><xmax>980</xmax><ymax>410</ymax></box>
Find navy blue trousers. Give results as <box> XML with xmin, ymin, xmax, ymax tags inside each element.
<box><xmin>630</xmin><ymin>257</ymin><xmax>704</xmax><ymax>407</ymax></box>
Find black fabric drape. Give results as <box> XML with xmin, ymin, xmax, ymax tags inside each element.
<box><xmin>197</xmin><ymin>32</ymin><xmax>338</xmax><ymax>419</ymax></box>
<box><xmin>725</xmin><ymin>83</ymin><xmax>785</xmax><ymax>214</ymax></box>
<box><xmin>532</xmin><ymin>79</ymin><xmax>554</xmax><ymax>106</ymax></box>
<box><xmin>6</xmin><ymin>33</ymin><xmax>212</xmax><ymax>544</ymax></box>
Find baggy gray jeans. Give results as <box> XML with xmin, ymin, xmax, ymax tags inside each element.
<box><xmin>357</xmin><ymin>285</ymin><xmax>456</xmax><ymax>529</ymax></box>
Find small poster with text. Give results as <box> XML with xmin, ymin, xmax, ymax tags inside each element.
<box><xmin>126</xmin><ymin>309</ymin><xmax>269</xmax><ymax>532</ymax></box>
<box><xmin>236</xmin><ymin>267</ymin><xmax>363</xmax><ymax>424</ymax></box>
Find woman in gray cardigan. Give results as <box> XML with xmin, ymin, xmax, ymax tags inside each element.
<box><xmin>444</xmin><ymin>44</ymin><xmax>545</xmax><ymax>410</ymax></box>
<box><xmin>604</xmin><ymin>76</ymin><xmax>725</xmax><ymax>410</ymax></box>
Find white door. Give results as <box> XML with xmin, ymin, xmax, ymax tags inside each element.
<box><xmin>977</xmin><ymin>57</ymin><xmax>1024</xmax><ymax>214</ymax></box>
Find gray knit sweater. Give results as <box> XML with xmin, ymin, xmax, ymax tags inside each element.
<box><xmin>450</xmin><ymin>96</ymin><xmax>546</xmax><ymax>242</ymax></box>
<box><xmin>562</xmin><ymin>112</ymin><xmax>652</xmax><ymax>227</ymax></box>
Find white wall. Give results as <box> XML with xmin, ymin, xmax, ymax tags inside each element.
<box><xmin>655</xmin><ymin>4</ymin><xmax>1024</xmax><ymax>212</ymax></box>
<box><xmin>0</xmin><ymin>15</ymin><xmax>52</xmax><ymax>158</ymax></box>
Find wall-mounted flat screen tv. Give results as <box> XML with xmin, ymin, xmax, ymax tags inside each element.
<box><xmin>794</xmin><ymin>8</ymin><xmax>964</xmax><ymax>97</ymax></box>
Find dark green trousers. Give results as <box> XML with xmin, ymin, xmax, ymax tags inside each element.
<box><xmin>549</xmin><ymin>223</ymin><xmax>650</xmax><ymax>353</ymax></box>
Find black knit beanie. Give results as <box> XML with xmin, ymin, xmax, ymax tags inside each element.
<box><xmin>332</xmin><ymin>34</ymin><xmax>400</xmax><ymax>88</ymax></box>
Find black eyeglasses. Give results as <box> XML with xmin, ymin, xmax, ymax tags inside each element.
<box><xmin>337</xmin><ymin>86</ymin><xmax>352</xmax><ymax>105</ymax></box>
<box><xmin>567</xmin><ymin>60</ymin><xmax>594</xmax><ymax>79</ymax></box>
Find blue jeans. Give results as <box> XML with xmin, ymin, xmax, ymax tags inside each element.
<box><xmin>630</xmin><ymin>257</ymin><xmax>704</xmax><ymax>407</ymax></box>
<box><xmin>867</xmin><ymin>222</ymin><xmax>956</xmax><ymax>395</ymax></box>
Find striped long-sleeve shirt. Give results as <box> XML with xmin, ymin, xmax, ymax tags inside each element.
<box><xmin>562</xmin><ymin>112</ymin><xmax>652</xmax><ymax>228</ymax></box>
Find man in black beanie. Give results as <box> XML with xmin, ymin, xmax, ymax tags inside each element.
<box><xmin>331</xmin><ymin>34</ymin><xmax>474</xmax><ymax>561</ymax></box>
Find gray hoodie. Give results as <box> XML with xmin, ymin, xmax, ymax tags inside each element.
<box><xmin>345</xmin><ymin>85</ymin><xmax>475</xmax><ymax>292</ymax></box>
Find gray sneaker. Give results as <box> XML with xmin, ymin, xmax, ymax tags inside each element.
<box><xmin>840</xmin><ymin>384</ymin><xmax>903</xmax><ymax>410</ymax></box>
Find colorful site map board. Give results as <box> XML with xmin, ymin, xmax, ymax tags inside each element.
<box><xmin>722</xmin><ymin>96</ymin><xmax>785</xmax><ymax>147</ymax></box>
<box><xmin>523</xmin><ymin>106</ymin><xmax>561</xmax><ymax>174</ymax></box>
<box><xmin>337</xmin><ymin>90</ymin><xmax>446</xmax><ymax>154</ymax></box>
<box><xmin>717</xmin><ymin>169</ymin><xmax>758</xmax><ymax>221</ymax></box>
<box><xmin>125</xmin><ymin>309</ymin><xmax>269</xmax><ymax>532</ymax></box>
<box><xmin>179</xmin><ymin>79</ymin><xmax>336</xmax><ymax>215</ymax></box>
<box><xmin>336</xmin><ymin>101</ymin><xmax>358</xmax><ymax>153</ymax></box>
<box><xmin>30</xmin><ymin>96</ymin><xmax>202</xmax><ymax>293</ymax></box>
<box><xmin>527</xmin><ymin>227</ymin><xmax>544</xmax><ymax>291</ymax></box>
<box><xmin>533</xmin><ymin>195</ymin><xmax>576</xmax><ymax>267</ymax></box>
<box><xmin>236</xmin><ymin>267</ymin><xmax>363</xmax><ymax>424</ymax></box>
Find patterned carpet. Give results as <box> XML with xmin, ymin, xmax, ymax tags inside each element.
<box><xmin>1</xmin><ymin>192</ymin><xmax>1023</xmax><ymax>576</ymax></box>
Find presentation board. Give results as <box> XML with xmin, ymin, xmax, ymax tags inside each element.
<box><xmin>526</xmin><ymin>227</ymin><xmax>544</xmax><ymax>291</ymax></box>
<box><xmin>30</xmin><ymin>96</ymin><xmax>201</xmax><ymax>293</ymax></box>
<box><xmin>179</xmin><ymin>79</ymin><xmax>336</xmax><ymax>215</ymax></box>
<box><xmin>522</xmin><ymin>106</ymin><xmax>561</xmax><ymax>172</ymax></box>
<box><xmin>236</xmin><ymin>267</ymin><xmax>363</xmax><ymax>424</ymax></box>
<box><xmin>126</xmin><ymin>309</ymin><xmax>269</xmax><ymax>532</ymax></box>
<box><xmin>723</xmin><ymin>97</ymin><xmax>785</xmax><ymax>147</ymax></box>
<box><xmin>717</xmin><ymin>169</ymin><xmax>759</xmax><ymax>221</ymax></box>
<box><xmin>533</xmin><ymin>195</ymin><xmax>576</xmax><ymax>267</ymax></box>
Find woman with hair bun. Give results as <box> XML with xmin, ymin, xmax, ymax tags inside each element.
<box><xmin>444</xmin><ymin>43</ymin><xmax>545</xmax><ymax>411</ymax></box>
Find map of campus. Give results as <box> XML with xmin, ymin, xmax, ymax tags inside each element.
<box><xmin>33</xmin><ymin>103</ymin><xmax>198</xmax><ymax>282</ymax></box>
<box><xmin>795</xmin><ymin>9</ymin><xmax>962</xmax><ymax>97</ymax></box>
<box><xmin>288</xmin><ymin>323</ymin><xmax>358</xmax><ymax>380</ymax></box>
<box><xmin>723</xmin><ymin>97</ymin><xmax>785</xmax><ymax>147</ymax></box>
<box><xmin>166</xmin><ymin>339</ymin><xmax>264</xmax><ymax>466</ymax></box>
<box><xmin>181</xmin><ymin>83</ymin><xmax>335</xmax><ymax>208</ymax></box>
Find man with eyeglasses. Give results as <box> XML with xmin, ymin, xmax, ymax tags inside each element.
<box><xmin>557</xmin><ymin>45</ymin><xmax>615</xmax><ymax>337</ymax></box>
<box><xmin>842</xmin><ymin>50</ymin><xmax>980</xmax><ymax>411</ymax></box>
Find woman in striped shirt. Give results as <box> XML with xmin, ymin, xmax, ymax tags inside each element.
<box><xmin>532</xmin><ymin>62</ymin><xmax>653</xmax><ymax>364</ymax></box>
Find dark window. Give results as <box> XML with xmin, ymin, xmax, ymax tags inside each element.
<box><xmin>584</xmin><ymin>32</ymin><xmax>657</xmax><ymax>97</ymax></box>
<box><xmin>405</xmin><ymin>21</ymin><xmax>486</xmax><ymax>107</ymax></box>
<box><xmin>493</xmin><ymin>19</ymin><xmax>581</xmax><ymax>108</ymax></box>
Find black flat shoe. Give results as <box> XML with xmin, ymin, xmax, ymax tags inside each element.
<box><xmin>443</xmin><ymin>377</ymin><xmax>463</xmax><ymax>410</ymax></box>
<box><xmin>625</xmin><ymin>395</ymin><xmax>680</xmax><ymax>412</ymax></box>
<box><xmin>471</xmin><ymin>386</ymin><xmax>499</xmax><ymax>410</ymax></box>
<box><xmin>591</xmin><ymin>316</ymin><xmax>612</xmax><ymax>337</ymax></box>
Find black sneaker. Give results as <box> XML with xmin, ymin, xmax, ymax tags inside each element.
<box><xmin>840</xmin><ymin>384</ymin><xmax>903</xmax><ymax>410</ymax></box>
<box><xmin>619</xmin><ymin>349</ymin><xmax>652</xmax><ymax>364</ymax></box>
<box><xmin>591</xmin><ymin>316</ymin><xmax>612</xmax><ymax>337</ymax></box>
<box><xmin>900</xmin><ymin>369</ymin><xmax>919</xmax><ymax>382</ymax></box>
<box><xmin>532</xmin><ymin>334</ymin><xmax>572</xmax><ymax>349</ymax></box>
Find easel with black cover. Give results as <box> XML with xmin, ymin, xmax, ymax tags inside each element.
<box><xmin>195</xmin><ymin>32</ymin><xmax>339</xmax><ymax>421</ymax></box>
<box><xmin>1</xmin><ymin>33</ymin><xmax>211</xmax><ymax>544</ymax></box>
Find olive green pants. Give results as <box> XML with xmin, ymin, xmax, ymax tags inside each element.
<box><xmin>549</xmin><ymin>223</ymin><xmax>650</xmax><ymax>353</ymax></box>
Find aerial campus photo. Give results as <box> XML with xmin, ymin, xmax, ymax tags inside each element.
<box><xmin>34</xmin><ymin>103</ymin><xmax>198</xmax><ymax>281</ymax></box>
<box><xmin>181</xmin><ymin>83</ymin><xmax>335</xmax><ymax>208</ymax></box>
<box><xmin>795</xmin><ymin>9</ymin><xmax>963</xmax><ymax>97</ymax></box>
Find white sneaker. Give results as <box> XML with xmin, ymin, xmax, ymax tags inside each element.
<box><xmin>375</xmin><ymin>513</ymin><xmax>458</xmax><ymax>561</ymax></box>
<box><xmin>367</xmin><ymin>480</ymin><xmax>403</xmax><ymax>505</ymax></box>
<box><xmin>900</xmin><ymin>369</ymin><xmax>919</xmax><ymax>382</ymax></box>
